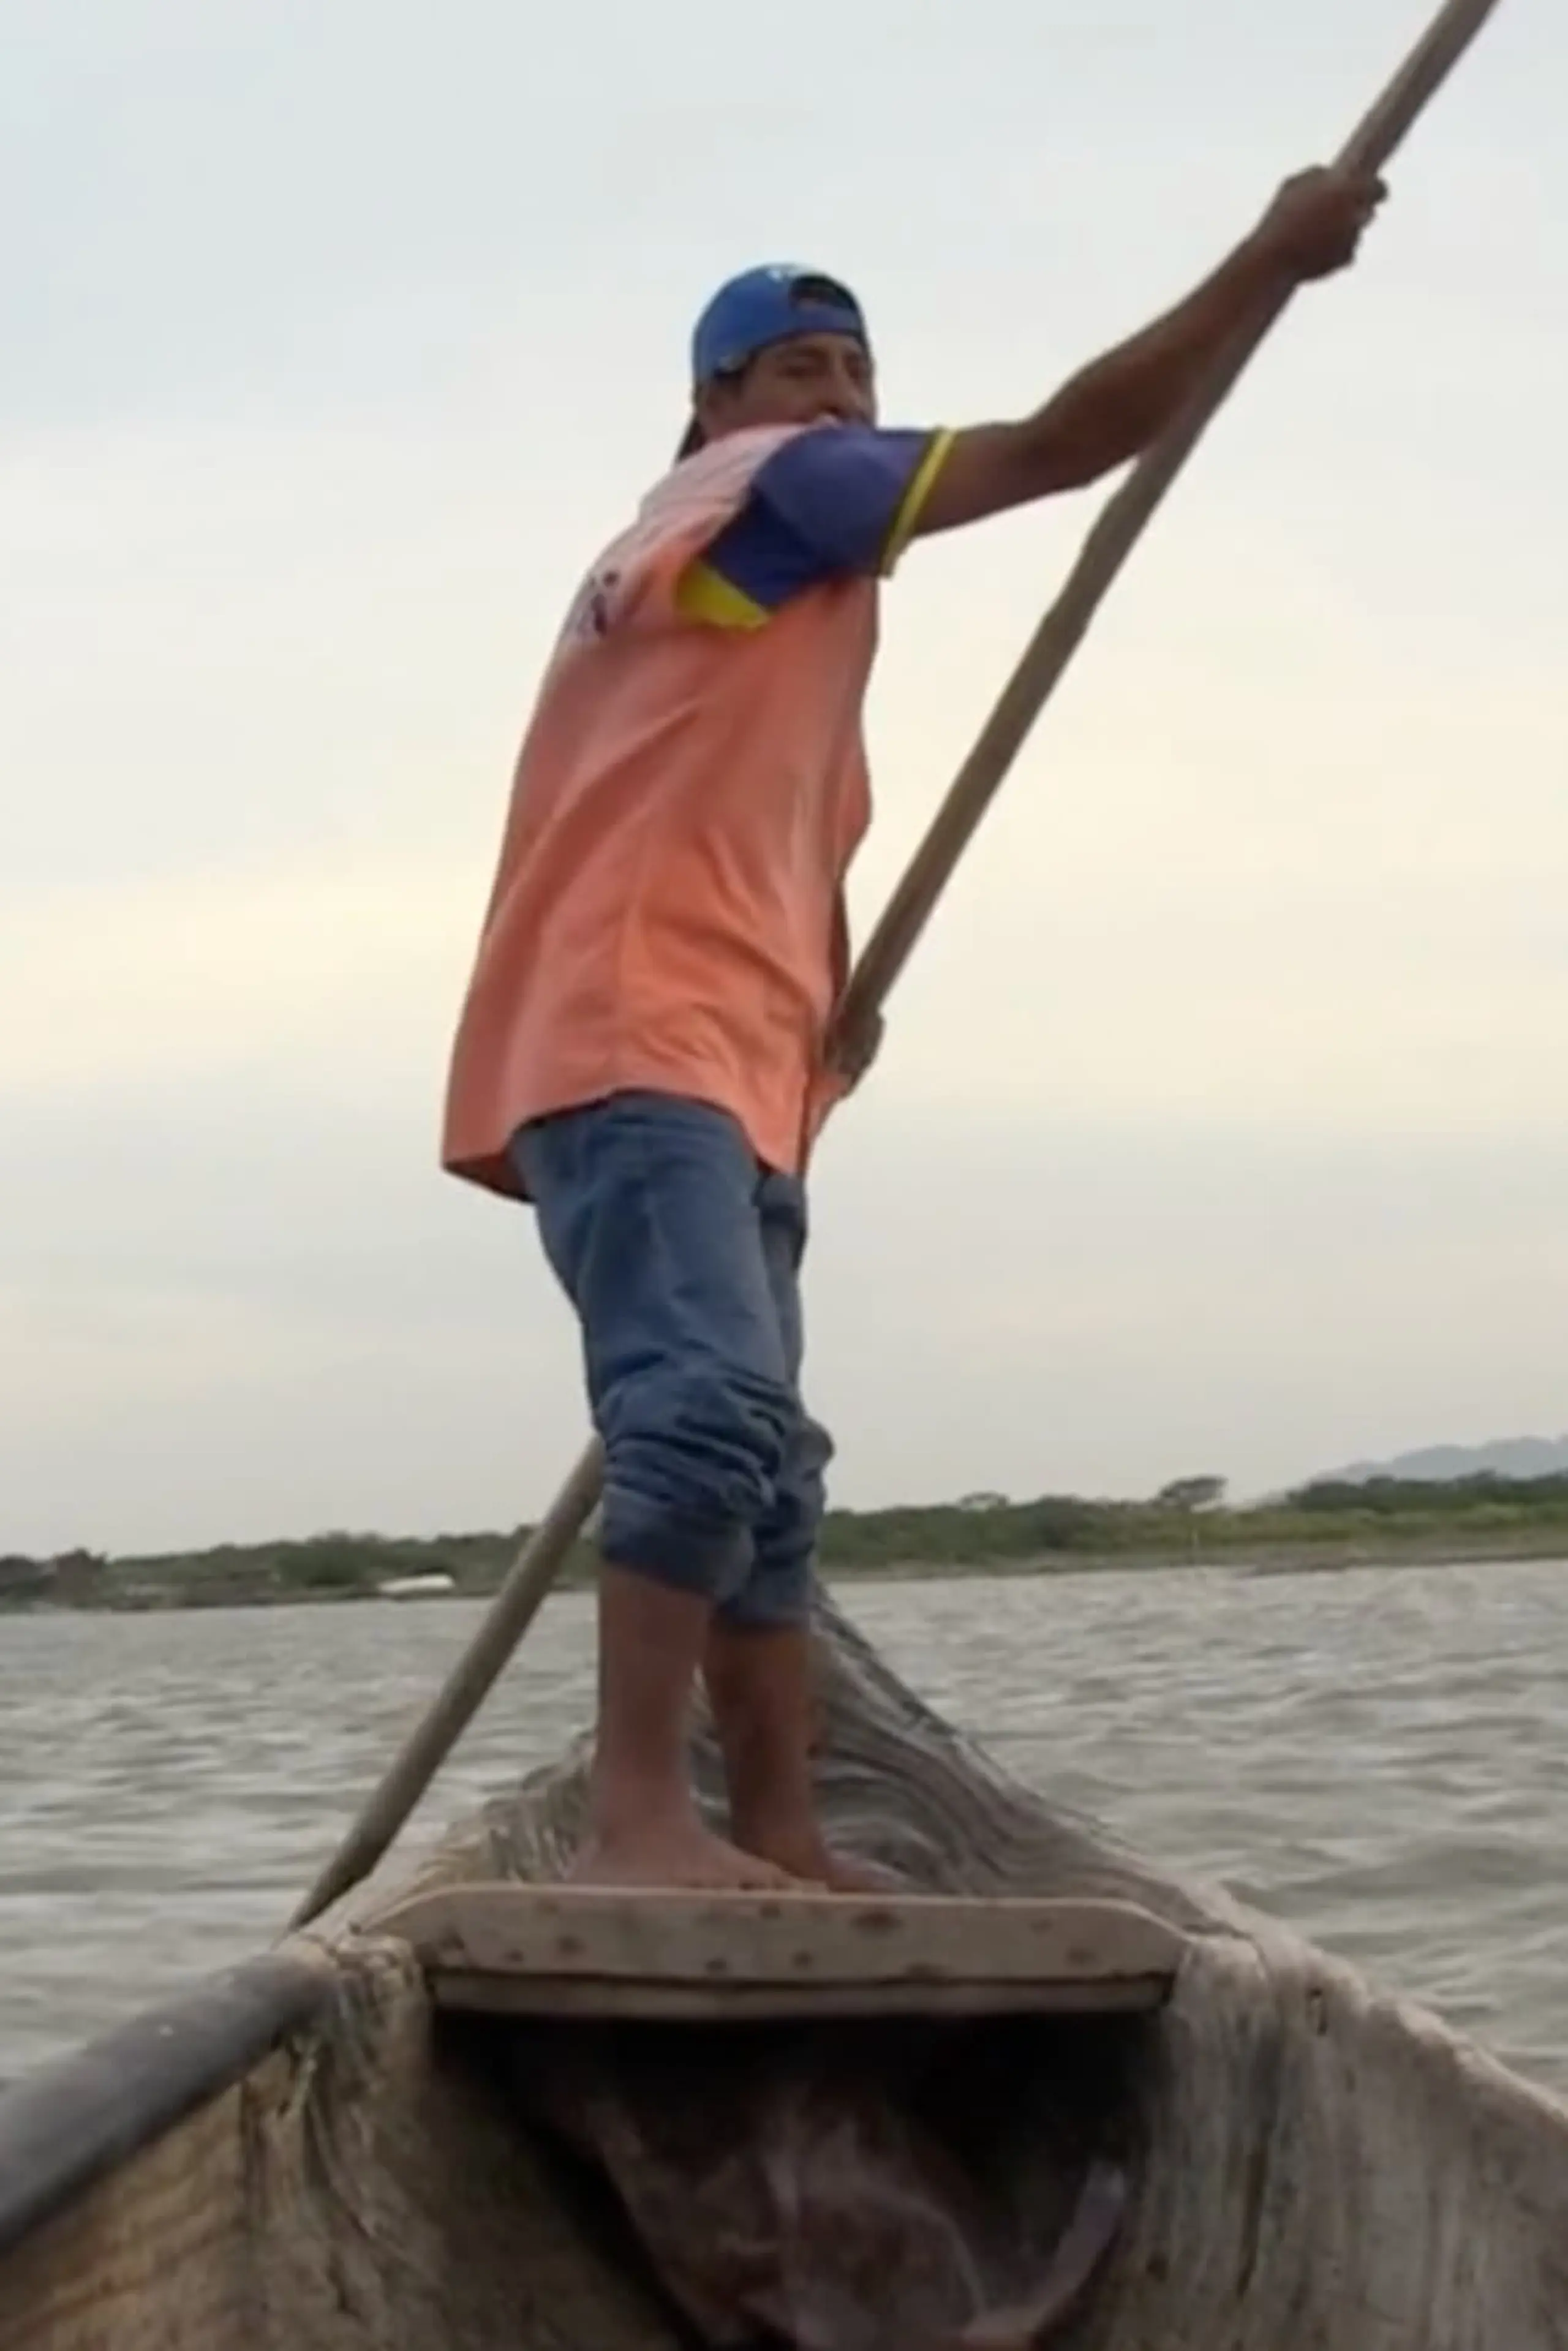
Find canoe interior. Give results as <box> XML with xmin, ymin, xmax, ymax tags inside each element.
<box><xmin>0</xmin><ymin>1944</ymin><xmax>1151</xmax><ymax>2351</ymax></box>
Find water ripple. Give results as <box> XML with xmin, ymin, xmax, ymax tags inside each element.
<box><xmin>1</xmin><ymin>1560</ymin><xmax>1564</xmax><ymax>2091</ymax></box>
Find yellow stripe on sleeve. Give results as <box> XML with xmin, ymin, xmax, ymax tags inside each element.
<box><xmin>674</xmin><ymin>559</ymin><xmax>770</xmax><ymax>630</ymax></box>
<box><xmin>881</xmin><ymin>428</ymin><xmax>957</xmax><ymax>576</ymax></box>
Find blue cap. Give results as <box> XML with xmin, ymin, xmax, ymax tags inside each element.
<box><xmin>690</xmin><ymin>263</ymin><xmax>870</xmax><ymax>388</ymax></box>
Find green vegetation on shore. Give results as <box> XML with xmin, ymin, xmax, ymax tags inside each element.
<box><xmin>4</xmin><ymin>1474</ymin><xmax>1568</xmax><ymax>1611</ymax></box>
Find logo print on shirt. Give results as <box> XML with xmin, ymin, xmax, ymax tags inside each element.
<box><xmin>564</xmin><ymin>566</ymin><xmax>624</xmax><ymax>643</ymax></box>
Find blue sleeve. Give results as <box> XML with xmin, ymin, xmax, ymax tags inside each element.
<box><xmin>697</xmin><ymin>425</ymin><xmax>941</xmax><ymax>615</ymax></box>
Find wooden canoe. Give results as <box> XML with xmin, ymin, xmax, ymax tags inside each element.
<box><xmin>2</xmin><ymin>1592</ymin><xmax>1566</xmax><ymax>2350</ymax></box>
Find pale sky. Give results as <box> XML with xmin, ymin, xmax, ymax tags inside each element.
<box><xmin>3</xmin><ymin>0</ymin><xmax>1563</xmax><ymax>1557</ymax></box>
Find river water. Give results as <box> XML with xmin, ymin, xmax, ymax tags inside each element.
<box><xmin>1</xmin><ymin>1562</ymin><xmax>1564</xmax><ymax>2094</ymax></box>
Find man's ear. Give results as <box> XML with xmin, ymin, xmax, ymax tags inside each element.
<box><xmin>695</xmin><ymin>367</ymin><xmax>750</xmax><ymax>443</ymax></box>
<box><xmin>692</xmin><ymin>380</ymin><xmax>727</xmax><ymax>442</ymax></box>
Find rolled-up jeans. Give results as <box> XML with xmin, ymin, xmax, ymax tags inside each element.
<box><xmin>510</xmin><ymin>1092</ymin><xmax>830</xmax><ymax>1629</ymax></box>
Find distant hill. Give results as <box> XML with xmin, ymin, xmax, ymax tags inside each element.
<box><xmin>1316</xmin><ymin>1435</ymin><xmax>1568</xmax><ymax>1485</ymax></box>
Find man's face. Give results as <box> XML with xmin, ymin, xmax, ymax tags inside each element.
<box><xmin>696</xmin><ymin>331</ymin><xmax>876</xmax><ymax>443</ymax></box>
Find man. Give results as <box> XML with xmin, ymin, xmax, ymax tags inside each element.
<box><xmin>443</xmin><ymin>164</ymin><xmax>1385</xmax><ymax>1891</ymax></box>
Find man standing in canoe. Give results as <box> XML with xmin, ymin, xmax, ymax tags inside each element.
<box><xmin>443</xmin><ymin>165</ymin><xmax>1384</xmax><ymax>1892</ymax></box>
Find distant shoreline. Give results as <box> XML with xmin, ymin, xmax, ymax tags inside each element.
<box><xmin>3</xmin><ymin>1519</ymin><xmax>1564</xmax><ymax>1613</ymax></box>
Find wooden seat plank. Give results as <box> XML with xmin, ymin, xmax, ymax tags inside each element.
<box><xmin>368</xmin><ymin>1884</ymin><xmax>1185</xmax><ymax>2021</ymax></box>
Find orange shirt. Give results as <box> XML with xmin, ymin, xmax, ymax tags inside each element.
<box><xmin>441</xmin><ymin>422</ymin><xmax>947</xmax><ymax>1196</ymax></box>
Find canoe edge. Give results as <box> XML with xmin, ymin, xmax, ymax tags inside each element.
<box><xmin>0</xmin><ymin>1947</ymin><xmax>334</xmax><ymax>2255</ymax></box>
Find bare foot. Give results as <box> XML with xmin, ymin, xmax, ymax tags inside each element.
<box><xmin>799</xmin><ymin>1849</ymin><xmax>903</xmax><ymax>1895</ymax></box>
<box><xmin>568</xmin><ymin>1818</ymin><xmax>814</xmax><ymax>1892</ymax></box>
<box><xmin>817</xmin><ymin>1852</ymin><xmax>905</xmax><ymax>1895</ymax></box>
<box><xmin>732</xmin><ymin>1824</ymin><xmax>902</xmax><ymax>1895</ymax></box>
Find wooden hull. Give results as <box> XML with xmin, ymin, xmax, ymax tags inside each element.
<box><xmin>4</xmin><ymin>1596</ymin><xmax>1567</xmax><ymax>2350</ymax></box>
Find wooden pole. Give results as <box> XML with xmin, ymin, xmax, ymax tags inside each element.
<box><xmin>286</xmin><ymin>1441</ymin><xmax>606</xmax><ymax>1930</ymax></box>
<box><xmin>833</xmin><ymin>0</ymin><xmax>1507</xmax><ymax>1040</ymax></box>
<box><xmin>286</xmin><ymin>0</ymin><xmax>1507</xmax><ymax>1934</ymax></box>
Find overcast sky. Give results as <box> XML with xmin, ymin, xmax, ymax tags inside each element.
<box><xmin>4</xmin><ymin>0</ymin><xmax>1562</xmax><ymax>1558</ymax></box>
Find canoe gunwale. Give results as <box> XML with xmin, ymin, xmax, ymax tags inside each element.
<box><xmin>0</xmin><ymin>1949</ymin><xmax>333</xmax><ymax>2255</ymax></box>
